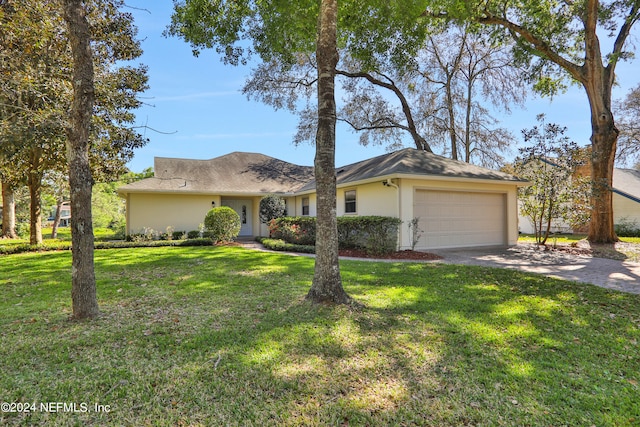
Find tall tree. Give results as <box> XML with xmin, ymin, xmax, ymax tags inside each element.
<box><xmin>243</xmin><ymin>24</ymin><xmax>524</xmax><ymax>168</ymax></box>
<box><xmin>427</xmin><ymin>0</ymin><xmax>640</xmax><ymax>243</ymax></box>
<box><xmin>513</xmin><ymin>115</ymin><xmax>591</xmax><ymax>244</ymax></box>
<box><xmin>307</xmin><ymin>0</ymin><xmax>350</xmax><ymax>304</ymax></box>
<box><xmin>0</xmin><ymin>0</ymin><xmax>148</xmax><ymax>245</ymax></box>
<box><xmin>168</xmin><ymin>0</ymin><xmax>427</xmax><ymax>303</ymax></box>
<box><xmin>63</xmin><ymin>0</ymin><xmax>99</xmax><ymax>319</ymax></box>
<box><xmin>615</xmin><ymin>83</ymin><xmax>640</xmax><ymax>167</ymax></box>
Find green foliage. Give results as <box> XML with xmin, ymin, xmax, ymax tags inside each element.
<box><xmin>269</xmin><ymin>216</ymin><xmax>317</xmax><ymax>245</ymax></box>
<box><xmin>257</xmin><ymin>237</ymin><xmax>316</xmax><ymax>254</ymax></box>
<box><xmin>168</xmin><ymin>1</ymin><xmax>428</xmax><ymax>69</ymax></box>
<box><xmin>259</xmin><ymin>194</ymin><xmax>286</xmax><ymax>224</ymax></box>
<box><xmin>513</xmin><ymin>115</ymin><xmax>590</xmax><ymax>244</ymax></box>
<box><xmin>615</xmin><ymin>218</ymin><xmax>640</xmax><ymax>238</ymax></box>
<box><xmin>204</xmin><ymin>206</ymin><xmax>241</xmax><ymax>243</ymax></box>
<box><xmin>269</xmin><ymin>216</ymin><xmax>401</xmax><ymax>254</ymax></box>
<box><xmin>337</xmin><ymin>216</ymin><xmax>401</xmax><ymax>254</ymax></box>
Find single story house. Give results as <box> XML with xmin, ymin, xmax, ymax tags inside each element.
<box><xmin>518</xmin><ymin>167</ymin><xmax>640</xmax><ymax>234</ymax></box>
<box><xmin>118</xmin><ymin>148</ymin><xmax>528</xmax><ymax>250</ymax></box>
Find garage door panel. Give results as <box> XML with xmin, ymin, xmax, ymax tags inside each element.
<box><xmin>414</xmin><ymin>190</ymin><xmax>506</xmax><ymax>249</ymax></box>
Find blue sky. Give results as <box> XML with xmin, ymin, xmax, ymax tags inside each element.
<box><xmin>123</xmin><ymin>1</ymin><xmax>638</xmax><ymax>173</ymax></box>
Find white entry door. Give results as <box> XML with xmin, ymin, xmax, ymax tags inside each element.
<box><xmin>222</xmin><ymin>199</ymin><xmax>253</xmax><ymax>236</ymax></box>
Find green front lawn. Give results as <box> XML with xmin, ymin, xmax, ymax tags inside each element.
<box><xmin>1</xmin><ymin>246</ymin><xmax>639</xmax><ymax>426</ymax></box>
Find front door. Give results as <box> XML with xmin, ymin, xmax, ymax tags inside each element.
<box><xmin>222</xmin><ymin>199</ymin><xmax>253</xmax><ymax>236</ymax></box>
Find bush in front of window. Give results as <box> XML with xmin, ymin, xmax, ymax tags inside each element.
<box><xmin>269</xmin><ymin>217</ymin><xmax>316</xmax><ymax>245</ymax></box>
<box><xmin>259</xmin><ymin>194</ymin><xmax>286</xmax><ymax>225</ymax></box>
<box><xmin>338</xmin><ymin>216</ymin><xmax>401</xmax><ymax>255</ymax></box>
<box><xmin>268</xmin><ymin>216</ymin><xmax>400</xmax><ymax>254</ymax></box>
<box><xmin>204</xmin><ymin>206</ymin><xmax>241</xmax><ymax>243</ymax></box>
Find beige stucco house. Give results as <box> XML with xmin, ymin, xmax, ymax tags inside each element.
<box><xmin>118</xmin><ymin>148</ymin><xmax>528</xmax><ymax>250</ymax></box>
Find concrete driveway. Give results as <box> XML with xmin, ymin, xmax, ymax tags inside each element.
<box><xmin>432</xmin><ymin>244</ymin><xmax>640</xmax><ymax>295</ymax></box>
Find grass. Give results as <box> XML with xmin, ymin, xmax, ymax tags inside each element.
<box><xmin>1</xmin><ymin>246</ymin><xmax>639</xmax><ymax>426</ymax></box>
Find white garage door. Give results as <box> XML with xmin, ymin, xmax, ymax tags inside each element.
<box><xmin>414</xmin><ymin>190</ymin><xmax>506</xmax><ymax>249</ymax></box>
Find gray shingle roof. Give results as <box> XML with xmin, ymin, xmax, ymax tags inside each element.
<box><xmin>119</xmin><ymin>148</ymin><xmax>526</xmax><ymax>196</ymax></box>
<box><xmin>613</xmin><ymin>168</ymin><xmax>640</xmax><ymax>203</ymax></box>
<box><xmin>297</xmin><ymin>148</ymin><xmax>526</xmax><ymax>192</ymax></box>
<box><xmin>119</xmin><ymin>152</ymin><xmax>313</xmax><ymax>195</ymax></box>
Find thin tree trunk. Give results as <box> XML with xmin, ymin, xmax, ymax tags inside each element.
<box><xmin>1</xmin><ymin>181</ymin><xmax>17</xmax><ymax>239</ymax></box>
<box><xmin>306</xmin><ymin>0</ymin><xmax>350</xmax><ymax>305</ymax></box>
<box><xmin>51</xmin><ymin>197</ymin><xmax>64</xmax><ymax>239</ymax></box>
<box><xmin>28</xmin><ymin>171</ymin><xmax>43</xmax><ymax>245</ymax></box>
<box><xmin>64</xmin><ymin>0</ymin><xmax>99</xmax><ymax>319</ymax></box>
<box><xmin>445</xmin><ymin>78</ymin><xmax>458</xmax><ymax>160</ymax></box>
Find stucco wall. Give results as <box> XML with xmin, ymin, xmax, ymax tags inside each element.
<box><xmin>125</xmin><ymin>193</ymin><xmax>220</xmax><ymax>234</ymax></box>
<box><xmin>614</xmin><ymin>193</ymin><xmax>640</xmax><ymax>226</ymax></box>
<box><xmin>336</xmin><ymin>182</ymin><xmax>398</xmax><ymax>217</ymax></box>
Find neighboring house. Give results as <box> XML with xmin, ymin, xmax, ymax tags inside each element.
<box><xmin>48</xmin><ymin>201</ymin><xmax>71</xmax><ymax>227</ymax></box>
<box><xmin>612</xmin><ymin>168</ymin><xmax>640</xmax><ymax>226</ymax></box>
<box><xmin>118</xmin><ymin>148</ymin><xmax>528</xmax><ymax>250</ymax></box>
<box><xmin>518</xmin><ymin>168</ymin><xmax>640</xmax><ymax>234</ymax></box>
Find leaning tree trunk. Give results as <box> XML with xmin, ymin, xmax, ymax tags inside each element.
<box><xmin>51</xmin><ymin>197</ymin><xmax>64</xmax><ymax>239</ymax></box>
<box><xmin>306</xmin><ymin>0</ymin><xmax>351</xmax><ymax>305</ymax></box>
<box><xmin>64</xmin><ymin>0</ymin><xmax>99</xmax><ymax>319</ymax></box>
<box><xmin>1</xmin><ymin>181</ymin><xmax>17</xmax><ymax>239</ymax></box>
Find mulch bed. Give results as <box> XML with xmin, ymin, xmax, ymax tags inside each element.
<box><xmin>339</xmin><ymin>248</ymin><xmax>442</xmax><ymax>260</ymax></box>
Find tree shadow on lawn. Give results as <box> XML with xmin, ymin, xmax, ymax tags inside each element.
<box><xmin>100</xmin><ymin>257</ymin><xmax>640</xmax><ymax>425</ymax></box>
<box><xmin>342</xmin><ymin>262</ymin><xmax>640</xmax><ymax>426</ymax></box>
<box><xmin>2</xmin><ymin>248</ymin><xmax>640</xmax><ymax>426</ymax></box>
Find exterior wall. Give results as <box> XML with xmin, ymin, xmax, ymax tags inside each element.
<box><xmin>336</xmin><ymin>182</ymin><xmax>398</xmax><ymax>217</ymax></box>
<box><xmin>397</xmin><ymin>178</ymin><xmax>520</xmax><ymax>250</ymax></box>
<box><xmin>292</xmin><ymin>194</ymin><xmax>317</xmax><ymax>218</ymax></box>
<box><xmin>614</xmin><ymin>193</ymin><xmax>640</xmax><ymax>226</ymax></box>
<box><xmin>126</xmin><ymin>193</ymin><xmax>219</xmax><ymax>235</ymax></box>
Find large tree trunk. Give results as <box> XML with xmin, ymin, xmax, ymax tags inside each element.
<box><xmin>581</xmin><ymin>43</ymin><xmax>618</xmax><ymax>243</ymax></box>
<box><xmin>587</xmin><ymin>112</ymin><xmax>618</xmax><ymax>243</ymax></box>
<box><xmin>64</xmin><ymin>0</ymin><xmax>99</xmax><ymax>319</ymax></box>
<box><xmin>1</xmin><ymin>181</ymin><xmax>17</xmax><ymax>239</ymax></box>
<box><xmin>306</xmin><ymin>0</ymin><xmax>350</xmax><ymax>305</ymax></box>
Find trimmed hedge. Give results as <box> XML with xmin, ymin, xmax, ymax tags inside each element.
<box><xmin>0</xmin><ymin>238</ymin><xmax>215</xmax><ymax>256</ymax></box>
<box><xmin>269</xmin><ymin>217</ymin><xmax>317</xmax><ymax>245</ymax></box>
<box><xmin>257</xmin><ymin>237</ymin><xmax>316</xmax><ymax>254</ymax></box>
<box><xmin>268</xmin><ymin>216</ymin><xmax>401</xmax><ymax>254</ymax></box>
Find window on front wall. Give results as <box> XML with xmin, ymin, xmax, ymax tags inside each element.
<box><xmin>345</xmin><ymin>190</ymin><xmax>356</xmax><ymax>213</ymax></box>
<box><xmin>302</xmin><ymin>197</ymin><xmax>310</xmax><ymax>216</ymax></box>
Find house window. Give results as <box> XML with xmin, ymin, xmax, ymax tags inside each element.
<box><xmin>302</xmin><ymin>197</ymin><xmax>310</xmax><ymax>216</ymax></box>
<box><xmin>345</xmin><ymin>190</ymin><xmax>357</xmax><ymax>213</ymax></box>
<box><xmin>241</xmin><ymin>205</ymin><xmax>247</xmax><ymax>224</ymax></box>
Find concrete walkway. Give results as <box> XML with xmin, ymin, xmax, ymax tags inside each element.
<box><xmin>431</xmin><ymin>244</ymin><xmax>640</xmax><ymax>295</ymax></box>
